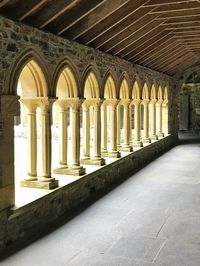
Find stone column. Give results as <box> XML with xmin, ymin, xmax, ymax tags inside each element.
<box><xmin>101</xmin><ymin>102</ymin><xmax>108</xmax><ymax>154</ymax></box>
<box><xmin>121</xmin><ymin>100</ymin><xmax>132</xmax><ymax>152</ymax></box>
<box><xmin>108</xmin><ymin>99</ymin><xmax>121</xmax><ymax>158</ymax></box>
<box><xmin>150</xmin><ymin>100</ymin><xmax>158</xmax><ymax>140</ymax></box>
<box><xmin>69</xmin><ymin>98</ymin><xmax>85</xmax><ymax>175</ymax></box>
<box><xmin>92</xmin><ymin>100</ymin><xmax>105</xmax><ymax>165</ymax></box>
<box><xmin>58</xmin><ymin>103</ymin><xmax>68</xmax><ymax>166</ymax></box>
<box><xmin>129</xmin><ymin>105</ymin><xmax>133</xmax><ymax>146</ymax></box>
<box><xmin>117</xmin><ymin>104</ymin><xmax>121</xmax><ymax>149</ymax></box>
<box><xmin>133</xmin><ymin>100</ymin><xmax>143</xmax><ymax>147</ymax></box>
<box><xmin>20</xmin><ymin>98</ymin><xmax>58</xmax><ymax>190</ymax></box>
<box><xmin>82</xmin><ymin>102</ymin><xmax>90</xmax><ymax>161</ymax></box>
<box><xmin>142</xmin><ymin>100</ymin><xmax>151</xmax><ymax>143</ymax></box>
<box><xmin>19</xmin><ymin>98</ymin><xmax>38</xmax><ymax>180</ymax></box>
<box><xmin>156</xmin><ymin>100</ymin><xmax>164</xmax><ymax>138</ymax></box>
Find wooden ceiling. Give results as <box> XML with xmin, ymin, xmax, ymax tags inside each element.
<box><xmin>1</xmin><ymin>0</ymin><xmax>200</xmax><ymax>76</ymax></box>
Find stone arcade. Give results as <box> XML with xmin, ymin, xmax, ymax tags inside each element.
<box><xmin>0</xmin><ymin>1</ymin><xmax>200</xmax><ymax>263</ymax></box>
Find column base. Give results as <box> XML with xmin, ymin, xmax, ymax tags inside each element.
<box><xmin>132</xmin><ymin>141</ymin><xmax>143</xmax><ymax>147</ymax></box>
<box><xmin>120</xmin><ymin>145</ymin><xmax>133</xmax><ymax>152</ymax></box>
<box><xmin>158</xmin><ymin>132</ymin><xmax>164</xmax><ymax>138</ymax></box>
<box><xmin>81</xmin><ymin>157</ymin><xmax>105</xmax><ymax>166</ymax></box>
<box><xmin>53</xmin><ymin>166</ymin><xmax>85</xmax><ymax>176</ymax></box>
<box><xmin>150</xmin><ymin>134</ymin><xmax>158</xmax><ymax>140</ymax></box>
<box><xmin>20</xmin><ymin>178</ymin><xmax>58</xmax><ymax>190</ymax></box>
<box><xmin>142</xmin><ymin>138</ymin><xmax>151</xmax><ymax>143</ymax></box>
<box><xmin>102</xmin><ymin>150</ymin><xmax>121</xmax><ymax>158</ymax></box>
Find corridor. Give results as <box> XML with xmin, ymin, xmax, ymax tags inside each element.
<box><xmin>2</xmin><ymin>143</ymin><xmax>200</xmax><ymax>266</ymax></box>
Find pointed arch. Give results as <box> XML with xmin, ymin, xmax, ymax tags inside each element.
<box><xmin>17</xmin><ymin>60</ymin><xmax>47</xmax><ymax>97</ymax></box>
<box><xmin>56</xmin><ymin>67</ymin><xmax>78</xmax><ymax>98</ymax></box>
<box><xmin>119</xmin><ymin>78</ymin><xmax>129</xmax><ymax>99</ymax></box>
<box><xmin>150</xmin><ymin>84</ymin><xmax>156</xmax><ymax>100</ymax></box>
<box><xmin>7</xmin><ymin>47</ymin><xmax>50</xmax><ymax>96</ymax></box>
<box><xmin>142</xmin><ymin>82</ymin><xmax>149</xmax><ymax>100</ymax></box>
<box><xmin>164</xmin><ymin>86</ymin><xmax>168</xmax><ymax>101</ymax></box>
<box><xmin>83</xmin><ymin>70</ymin><xmax>100</xmax><ymax>99</ymax></box>
<box><xmin>104</xmin><ymin>74</ymin><xmax>116</xmax><ymax>99</ymax></box>
<box><xmin>158</xmin><ymin>86</ymin><xmax>163</xmax><ymax>100</ymax></box>
<box><xmin>132</xmin><ymin>80</ymin><xmax>140</xmax><ymax>100</ymax></box>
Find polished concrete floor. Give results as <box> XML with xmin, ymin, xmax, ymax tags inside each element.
<box><xmin>2</xmin><ymin>142</ymin><xmax>200</xmax><ymax>266</ymax></box>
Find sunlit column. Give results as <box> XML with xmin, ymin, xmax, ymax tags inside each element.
<box><xmin>109</xmin><ymin>99</ymin><xmax>120</xmax><ymax>157</ymax></box>
<box><xmin>70</xmin><ymin>99</ymin><xmax>84</xmax><ymax>168</ymax></box>
<box><xmin>101</xmin><ymin>102</ymin><xmax>107</xmax><ymax>153</ymax></box>
<box><xmin>133</xmin><ymin>100</ymin><xmax>142</xmax><ymax>146</ymax></box>
<box><xmin>39</xmin><ymin>100</ymin><xmax>52</xmax><ymax>178</ymax></box>
<box><xmin>156</xmin><ymin>100</ymin><xmax>164</xmax><ymax>137</ymax></box>
<box><xmin>56</xmin><ymin>101</ymin><xmax>68</xmax><ymax>166</ymax></box>
<box><xmin>93</xmin><ymin>100</ymin><xmax>103</xmax><ymax>160</ymax></box>
<box><xmin>129</xmin><ymin>105</ymin><xmax>133</xmax><ymax>145</ymax></box>
<box><xmin>117</xmin><ymin>104</ymin><xmax>121</xmax><ymax>148</ymax></box>
<box><xmin>150</xmin><ymin>100</ymin><xmax>157</xmax><ymax>140</ymax></box>
<box><xmin>122</xmin><ymin>100</ymin><xmax>132</xmax><ymax>151</ymax></box>
<box><xmin>20</xmin><ymin>98</ymin><xmax>37</xmax><ymax>180</ymax></box>
<box><xmin>82</xmin><ymin>102</ymin><xmax>90</xmax><ymax>159</ymax></box>
<box><xmin>142</xmin><ymin>100</ymin><xmax>151</xmax><ymax>142</ymax></box>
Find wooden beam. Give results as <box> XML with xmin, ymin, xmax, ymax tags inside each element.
<box><xmin>150</xmin><ymin>1</ymin><xmax>200</xmax><ymax>13</ymax></box>
<box><xmin>61</xmin><ymin>0</ymin><xmax>149</xmax><ymax>41</ymax></box>
<box><xmin>36</xmin><ymin>0</ymin><xmax>105</xmax><ymax>30</ymax></box>
<box><xmin>128</xmin><ymin>33</ymin><xmax>175</xmax><ymax>62</ymax></box>
<box><xmin>11</xmin><ymin>0</ymin><xmax>47</xmax><ymax>21</ymax></box>
<box><xmin>125</xmin><ymin>30</ymin><xmax>173</xmax><ymax>60</ymax></box>
<box><xmin>88</xmin><ymin>8</ymin><xmax>156</xmax><ymax>49</ymax></box>
<box><xmin>60</xmin><ymin>0</ymin><xmax>145</xmax><ymax>40</ymax></box>
<box><xmin>150</xmin><ymin>8</ymin><xmax>200</xmax><ymax>18</ymax></box>
<box><xmin>144</xmin><ymin>0</ymin><xmax>195</xmax><ymax>6</ymax></box>
<box><xmin>103</xmin><ymin>18</ymin><xmax>166</xmax><ymax>54</ymax></box>
<box><xmin>0</xmin><ymin>0</ymin><xmax>10</xmax><ymax>8</ymax></box>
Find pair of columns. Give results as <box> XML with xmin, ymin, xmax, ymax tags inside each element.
<box><xmin>20</xmin><ymin>97</ymin><xmax>58</xmax><ymax>189</ymax></box>
<box><xmin>53</xmin><ymin>98</ymin><xmax>86</xmax><ymax>175</ymax></box>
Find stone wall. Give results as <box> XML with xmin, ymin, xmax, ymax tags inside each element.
<box><xmin>179</xmin><ymin>85</ymin><xmax>200</xmax><ymax>133</ymax></box>
<box><xmin>0</xmin><ymin>135</ymin><xmax>177</xmax><ymax>258</ymax></box>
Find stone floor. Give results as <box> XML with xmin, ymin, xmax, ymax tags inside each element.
<box><xmin>2</xmin><ymin>141</ymin><xmax>200</xmax><ymax>265</ymax></box>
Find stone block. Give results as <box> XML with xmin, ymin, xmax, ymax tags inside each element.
<box><xmin>53</xmin><ymin>166</ymin><xmax>86</xmax><ymax>176</ymax></box>
<box><xmin>20</xmin><ymin>179</ymin><xmax>58</xmax><ymax>190</ymax></box>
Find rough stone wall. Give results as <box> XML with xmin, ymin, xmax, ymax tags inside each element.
<box><xmin>0</xmin><ymin>15</ymin><xmax>173</xmax><ymax>97</ymax></box>
<box><xmin>179</xmin><ymin>85</ymin><xmax>200</xmax><ymax>133</ymax></box>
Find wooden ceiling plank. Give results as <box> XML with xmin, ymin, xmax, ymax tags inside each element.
<box><xmin>150</xmin><ymin>1</ymin><xmax>200</xmax><ymax>13</ymax></box>
<box><xmin>149</xmin><ymin>47</ymin><xmax>193</xmax><ymax>69</ymax></box>
<box><xmin>136</xmin><ymin>39</ymin><xmax>181</xmax><ymax>64</ymax></box>
<box><xmin>142</xmin><ymin>44</ymin><xmax>184</xmax><ymax>67</ymax></box>
<box><xmin>46</xmin><ymin>0</ymin><xmax>105</xmax><ymax>32</ymax></box>
<box><xmin>58</xmin><ymin>0</ymin><xmax>137</xmax><ymax>40</ymax></box>
<box><xmin>124</xmin><ymin>31</ymin><xmax>173</xmax><ymax>60</ymax></box>
<box><xmin>78</xmin><ymin>2</ymin><xmax>152</xmax><ymax>44</ymax></box>
<box><xmin>0</xmin><ymin>0</ymin><xmax>10</xmax><ymax>8</ymax></box>
<box><xmin>150</xmin><ymin>7</ymin><xmax>200</xmax><ymax>18</ymax></box>
<box><xmin>104</xmin><ymin>19</ymin><xmax>166</xmax><ymax>55</ymax></box>
<box><xmin>89</xmin><ymin>10</ymin><xmax>158</xmax><ymax>49</ymax></box>
<box><xmin>144</xmin><ymin>0</ymin><xmax>196</xmax><ymax>6</ymax></box>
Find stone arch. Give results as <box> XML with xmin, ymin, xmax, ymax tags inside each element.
<box><xmin>132</xmin><ymin>80</ymin><xmax>141</xmax><ymax>100</ymax></box>
<box><xmin>104</xmin><ymin>74</ymin><xmax>117</xmax><ymax>99</ymax></box>
<box><xmin>150</xmin><ymin>84</ymin><xmax>157</xmax><ymax>100</ymax></box>
<box><xmin>53</xmin><ymin>58</ymin><xmax>80</xmax><ymax>98</ymax></box>
<box><xmin>119</xmin><ymin>78</ymin><xmax>129</xmax><ymax>99</ymax></box>
<box><xmin>7</xmin><ymin>47</ymin><xmax>50</xmax><ymax>96</ymax></box>
<box><xmin>83</xmin><ymin>71</ymin><xmax>100</xmax><ymax>99</ymax></box>
<box><xmin>142</xmin><ymin>82</ymin><xmax>149</xmax><ymax>100</ymax></box>
<box><xmin>158</xmin><ymin>86</ymin><xmax>163</xmax><ymax>100</ymax></box>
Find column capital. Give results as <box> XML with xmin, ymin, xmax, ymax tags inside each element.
<box><xmin>82</xmin><ymin>98</ymin><xmax>104</xmax><ymax>108</ymax></box>
<box><xmin>70</xmin><ymin>98</ymin><xmax>85</xmax><ymax>110</ymax></box>
<box><xmin>150</xmin><ymin>99</ymin><xmax>157</xmax><ymax>105</ymax></box>
<box><xmin>141</xmin><ymin>99</ymin><xmax>150</xmax><ymax>105</ymax></box>
<box><xmin>156</xmin><ymin>99</ymin><xmax>163</xmax><ymax>106</ymax></box>
<box><xmin>105</xmin><ymin>99</ymin><xmax>119</xmax><ymax>108</ymax></box>
<box><xmin>119</xmin><ymin>99</ymin><xmax>131</xmax><ymax>106</ymax></box>
<box><xmin>130</xmin><ymin>99</ymin><xmax>141</xmax><ymax>107</ymax></box>
<box><xmin>19</xmin><ymin>97</ymin><xmax>38</xmax><ymax>112</ymax></box>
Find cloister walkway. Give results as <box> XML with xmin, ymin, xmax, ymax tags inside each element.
<box><xmin>2</xmin><ymin>142</ymin><xmax>200</xmax><ymax>266</ymax></box>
